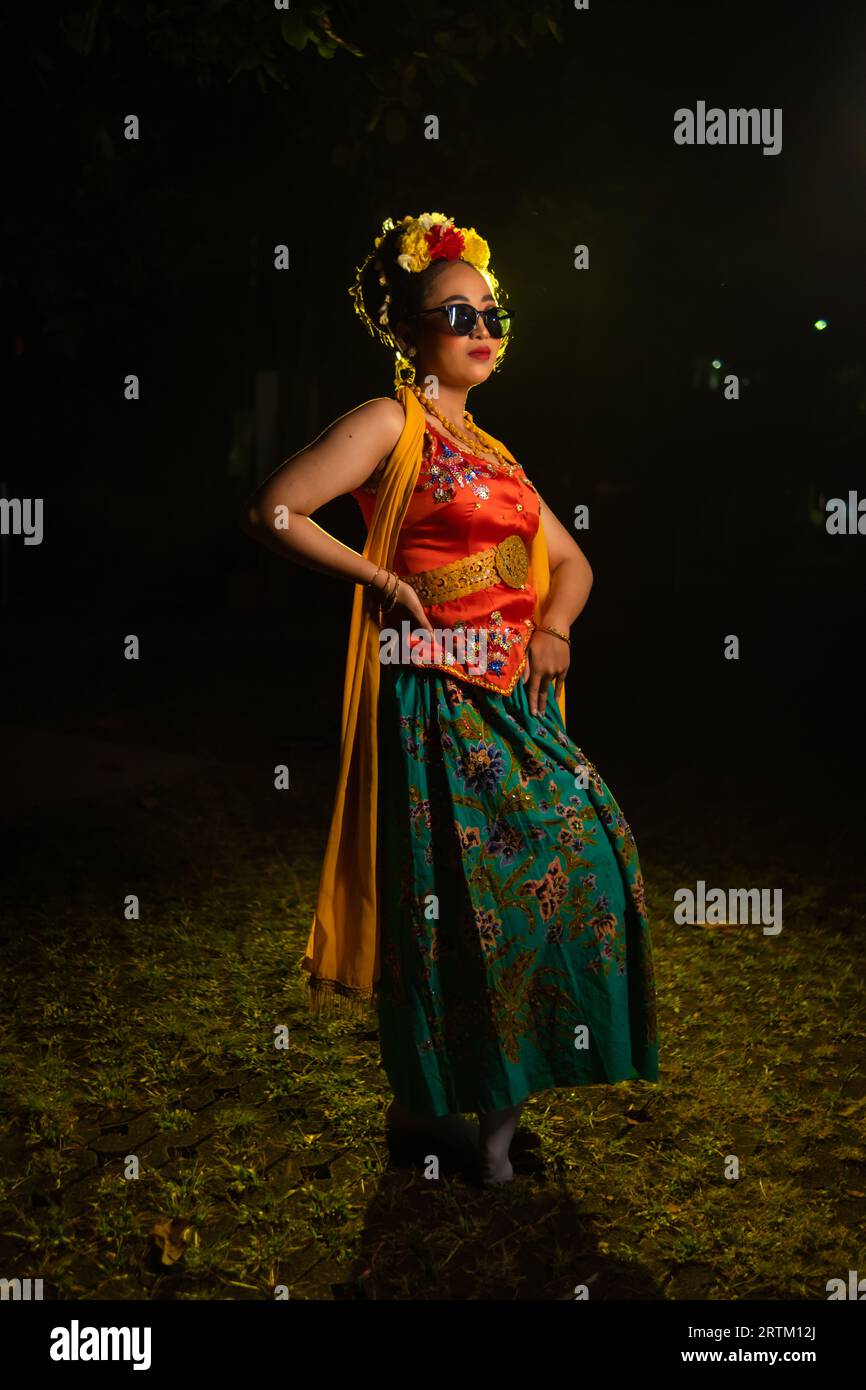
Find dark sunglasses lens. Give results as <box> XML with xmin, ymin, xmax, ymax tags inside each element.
<box><xmin>445</xmin><ymin>305</ymin><xmax>512</xmax><ymax>335</ymax></box>
<box><xmin>487</xmin><ymin>309</ymin><xmax>511</xmax><ymax>337</ymax></box>
<box><xmin>447</xmin><ymin>305</ymin><xmax>477</xmax><ymax>334</ymax></box>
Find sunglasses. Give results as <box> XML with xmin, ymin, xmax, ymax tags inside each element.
<box><xmin>407</xmin><ymin>303</ymin><xmax>513</xmax><ymax>338</ymax></box>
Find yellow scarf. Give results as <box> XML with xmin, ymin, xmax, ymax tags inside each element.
<box><xmin>301</xmin><ymin>385</ymin><xmax>566</xmax><ymax>1016</ymax></box>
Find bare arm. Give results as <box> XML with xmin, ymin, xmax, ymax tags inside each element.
<box><xmin>524</xmin><ymin>493</ymin><xmax>593</xmax><ymax>716</ymax></box>
<box><xmin>239</xmin><ymin>396</ymin><xmax>405</xmax><ymax>588</ymax></box>
<box><xmin>537</xmin><ymin>494</ymin><xmax>593</xmax><ymax>631</ymax></box>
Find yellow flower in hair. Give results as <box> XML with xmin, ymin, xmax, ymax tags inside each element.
<box><xmin>397</xmin><ymin>224</ymin><xmax>433</xmax><ymax>272</ymax></box>
<box><xmin>460</xmin><ymin>228</ymin><xmax>490</xmax><ymax>271</ymax></box>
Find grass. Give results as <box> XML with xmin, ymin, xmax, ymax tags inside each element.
<box><xmin>0</xmin><ymin>755</ymin><xmax>863</xmax><ymax>1300</ymax></box>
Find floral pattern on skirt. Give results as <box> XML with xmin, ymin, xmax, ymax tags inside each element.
<box><xmin>376</xmin><ymin>664</ymin><xmax>659</xmax><ymax>1117</ymax></box>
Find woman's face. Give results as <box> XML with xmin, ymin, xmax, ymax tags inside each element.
<box><xmin>397</xmin><ymin>260</ymin><xmax>503</xmax><ymax>389</ymax></box>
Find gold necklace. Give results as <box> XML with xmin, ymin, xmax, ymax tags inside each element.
<box><xmin>409</xmin><ymin>383</ymin><xmax>515</xmax><ymax>477</ymax></box>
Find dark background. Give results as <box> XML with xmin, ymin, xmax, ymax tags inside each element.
<box><xmin>1</xmin><ymin>0</ymin><xmax>865</xmax><ymax>1312</ymax></box>
<box><xmin>2</xmin><ymin>0</ymin><xmax>864</xmax><ymax>817</ymax></box>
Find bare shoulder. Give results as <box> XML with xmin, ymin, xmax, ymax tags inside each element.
<box><xmin>358</xmin><ymin>397</ymin><xmax>405</xmax><ymax>455</ymax></box>
<box><xmin>346</xmin><ymin>395</ymin><xmax>405</xmax><ymax>444</ymax></box>
<box><xmin>342</xmin><ymin>396</ymin><xmax>406</xmax><ymax>479</ymax></box>
<box><xmin>365</xmin><ymin>394</ymin><xmax>406</xmax><ymax>428</ymax></box>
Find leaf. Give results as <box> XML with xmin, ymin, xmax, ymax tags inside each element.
<box><xmin>150</xmin><ymin>1216</ymin><xmax>191</xmax><ymax>1266</ymax></box>
<box><xmin>280</xmin><ymin>13</ymin><xmax>309</xmax><ymax>51</ymax></box>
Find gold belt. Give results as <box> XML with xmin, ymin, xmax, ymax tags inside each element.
<box><xmin>400</xmin><ymin>534</ymin><xmax>529</xmax><ymax>608</ymax></box>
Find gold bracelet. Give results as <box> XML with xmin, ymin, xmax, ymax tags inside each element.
<box><xmin>375</xmin><ymin>569</ymin><xmax>394</xmax><ymax>606</ymax></box>
<box><xmin>537</xmin><ymin>623</ymin><xmax>570</xmax><ymax>646</ymax></box>
<box><xmin>379</xmin><ymin>571</ymin><xmax>401</xmax><ymax>614</ymax></box>
<box><xmin>364</xmin><ymin>565</ymin><xmax>386</xmax><ymax>589</ymax></box>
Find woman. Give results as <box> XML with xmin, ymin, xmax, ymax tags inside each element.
<box><xmin>241</xmin><ymin>212</ymin><xmax>659</xmax><ymax>1186</ymax></box>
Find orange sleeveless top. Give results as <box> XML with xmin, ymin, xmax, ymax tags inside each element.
<box><xmin>351</xmin><ymin>422</ymin><xmax>540</xmax><ymax>695</ymax></box>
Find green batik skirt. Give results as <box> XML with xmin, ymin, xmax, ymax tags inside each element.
<box><xmin>375</xmin><ymin>662</ymin><xmax>660</xmax><ymax>1118</ymax></box>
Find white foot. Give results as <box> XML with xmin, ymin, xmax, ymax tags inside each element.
<box><xmin>480</xmin><ymin>1155</ymin><xmax>514</xmax><ymax>1186</ymax></box>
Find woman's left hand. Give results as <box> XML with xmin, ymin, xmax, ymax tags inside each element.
<box><xmin>522</xmin><ymin>629</ymin><xmax>570</xmax><ymax>716</ymax></box>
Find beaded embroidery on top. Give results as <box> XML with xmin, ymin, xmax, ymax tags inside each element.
<box><xmin>419</xmin><ymin>426</ymin><xmax>499</xmax><ymax>505</ymax></box>
<box><xmin>359</xmin><ymin>422</ymin><xmax>535</xmax><ymax>500</ymax></box>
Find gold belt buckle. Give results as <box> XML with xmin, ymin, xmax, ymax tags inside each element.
<box><xmin>494</xmin><ymin>534</ymin><xmax>529</xmax><ymax>588</ymax></box>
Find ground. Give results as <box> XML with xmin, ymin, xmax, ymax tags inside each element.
<box><xmin>0</xmin><ymin>646</ymin><xmax>863</xmax><ymax>1301</ymax></box>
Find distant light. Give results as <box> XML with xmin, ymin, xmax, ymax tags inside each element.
<box><xmin>711</xmin><ymin>359</ymin><xmax>722</xmax><ymax>369</ymax></box>
<box><xmin>814</xmin><ymin>319</ymin><xmax>827</xmax><ymax>331</ymax></box>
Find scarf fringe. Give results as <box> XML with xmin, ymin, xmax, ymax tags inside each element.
<box><xmin>301</xmin><ymin>971</ymin><xmax>377</xmax><ymax>1022</ymax></box>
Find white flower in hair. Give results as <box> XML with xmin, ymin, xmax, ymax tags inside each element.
<box><xmin>396</xmin><ymin>253</ymin><xmax>413</xmax><ymax>271</ymax></box>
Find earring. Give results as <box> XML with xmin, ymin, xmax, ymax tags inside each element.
<box><xmin>395</xmin><ymin>355</ymin><xmax>416</xmax><ymax>389</ymax></box>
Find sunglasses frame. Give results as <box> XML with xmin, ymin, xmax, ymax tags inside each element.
<box><xmin>406</xmin><ymin>303</ymin><xmax>514</xmax><ymax>337</ymax></box>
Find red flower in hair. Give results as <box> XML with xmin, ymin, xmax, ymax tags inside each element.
<box><xmin>426</xmin><ymin>223</ymin><xmax>465</xmax><ymax>262</ymax></box>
